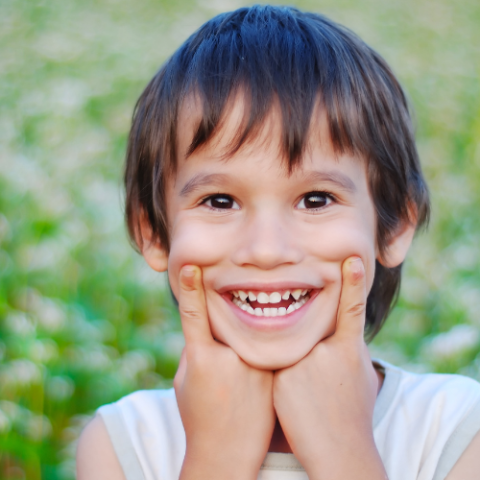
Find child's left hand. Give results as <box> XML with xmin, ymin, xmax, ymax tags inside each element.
<box><xmin>273</xmin><ymin>257</ymin><xmax>387</xmax><ymax>480</ymax></box>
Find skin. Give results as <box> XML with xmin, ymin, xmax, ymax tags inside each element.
<box><xmin>175</xmin><ymin>261</ymin><xmax>385</xmax><ymax>479</ymax></box>
<box><xmin>146</xmin><ymin>96</ymin><xmax>413</xmax><ymax>370</ymax></box>
<box><xmin>76</xmin><ymin>97</ymin><xmax>480</xmax><ymax>479</ymax></box>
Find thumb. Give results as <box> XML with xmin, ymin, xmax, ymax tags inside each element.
<box><xmin>335</xmin><ymin>257</ymin><xmax>367</xmax><ymax>340</ymax></box>
<box><xmin>178</xmin><ymin>265</ymin><xmax>213</xmax><ymax>345</ymax></box>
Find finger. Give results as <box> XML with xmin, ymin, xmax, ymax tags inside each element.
<box><xmin>335</xmin><ymin>257</ymin><xmax>367</xmax><ymax>339</ymax></box>
<box><xmin>173</xmin><ymin>348</ymin><xmax>187</xmax><ymax>392</ymax></box>
<box><xmin>178</xmin><ymin>265</ymin><xmax>214</xmax><ymax>345</ymax></box>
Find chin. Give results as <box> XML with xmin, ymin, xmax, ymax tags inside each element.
<box><xmin>242</xmin><ymin>354</ymin><xmax>306</xmax><ymax>371</ymax></box>
<box><xmin>228</xmin><ymin>342</ymin><xmax>314</xmax><ymax>371</ymax></box>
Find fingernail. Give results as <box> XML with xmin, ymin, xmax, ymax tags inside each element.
<box><xmin>182</xmin><ymin>266</ymin><xmax>196</xmax><ymax>278</ymax></box>
<box><xmin>349</xmin><ymin>257</ymin><xmax>364</xmax><ymax>275</ymax></box>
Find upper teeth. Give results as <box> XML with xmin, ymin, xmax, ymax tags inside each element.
<box><xmin>257</xmin><ymin>292</ymin><xmax>280</xmax><ymax>304</ymax></box>
<box><xmin>232</xmin><ymin>289</ymin><xmax>310</xmax><ymax>305</ymax></box>
<box><xmin>231</xmin><ymin>293</ymin><xmax>310</xmax><ymax>317</ymax></box>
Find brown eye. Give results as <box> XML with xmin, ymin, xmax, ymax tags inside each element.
<box><xmin>297</xmin><ymin>192</ymin><xmax>332</xmax><ymax>210</ymax></box>
<box><xmin>204</xmin><ymin>195</ymin><xmax>240</xmax><ymax>210</ymax></box>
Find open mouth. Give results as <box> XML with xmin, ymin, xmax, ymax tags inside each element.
<box><xmin>230</xmin><ymin>289</ymin><xmax>311</xmax><ymax>317</ymax></box>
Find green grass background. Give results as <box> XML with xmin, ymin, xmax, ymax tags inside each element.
<box><xmin>1</xmin><ymin>0</ymin><xmax>479</xmax><ymax>478</ymax></box>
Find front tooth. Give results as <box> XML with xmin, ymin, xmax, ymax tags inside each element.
<box><xmin>239</xmin><ymin>291</ymin><xmax>248</xmax><ymax>301</ymax></box>
<box><xmin>257</xmin><ymin>292</ymin><xmax>269</xmax><ymax>304</ymax></box>
<box><xmin>286</xmin><ymin>304</ymin><xmax>295</xmax><ymax>314</ymax></box>
<box><xmin>278</xmin><ymin>307</ymin><xmax>287</xmax><ymax>316</ymax></box>
<box><xmin>255</xmin><ymin>308</ymin><xmax>263</xmax><ymax>316</ymax></box>
<box><xmin>270</xmin><ymin>308</ymin><xmax>278</xmax><ymax>316</ymax></box>
<box><xmin>292</xmin><ymin>289</ymin><xmax>302</xmax><ymax>300</ymax></box>
<box><xmin>282</xmin><ymin>291</ymin><xmax>290</xmax><ymax>300</ymax></box>
<box><xmin>247</xmin><ymin>306</ymin><xmax>255</xmax><ymax>314</ymax></box>
<box><xmin>264</xmin><ymin>308</ymin><xmax>271</xmax><ymax>316</ymax></box>
<box><xmin>248</xmin><ymin>291</ymin><xmax>257</xmax><ymax>301</ymax></box>
<box><xmin>269</xmin><ymin>292</ymin><xmax>281</xmax><ymax>303</ymax></box>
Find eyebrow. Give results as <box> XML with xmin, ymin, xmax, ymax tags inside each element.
<box><xmin>306</xmin><ymin>171</ymin><xmax>357</xmax><ymax>193</ymax></box>
<box><xmin>179</xmin><ymin>173</ymin><xmax>230</xmax><ymax>197</ymax></box>
<box><xmin>179</xmin><ymin>169</ymin><xmax>357</xmax><ymax>197</ymax></box>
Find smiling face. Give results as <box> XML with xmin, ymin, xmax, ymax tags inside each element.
<box><xmin>143</xmin><ymin>98</ymin><xmax>385</xmax><ymax>370</ymax></box>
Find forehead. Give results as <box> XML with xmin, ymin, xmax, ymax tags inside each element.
<box><xmin>176</xmin><ymin>92</ymin><xmax>344</xmax><ymax>173</ymax></box>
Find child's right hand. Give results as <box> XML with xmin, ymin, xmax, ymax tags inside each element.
<box><xmin>174</xmin><ymin>265</ymin><xmax>275</xmax><ymax>480</ymax></box>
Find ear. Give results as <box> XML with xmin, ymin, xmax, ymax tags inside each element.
<box><xmin>136</xmin><ymin>214</ymin><xmax>168</xmax><ymax>272</ymax></box>
<box><xmin>377</xmin><ymin>219</ymin><xmax>416</xmax><ymax>268</ymax></box>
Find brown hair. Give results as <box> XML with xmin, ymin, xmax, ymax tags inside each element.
<box><xmin>124</xmin><ymin>5</ymin><xmax>430</xmax><ymax>340</ymax></box>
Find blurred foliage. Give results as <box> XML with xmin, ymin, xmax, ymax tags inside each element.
<box><xmin>0</xmin><ymin>0</ymin><xmax>479</xmax><ymax>478</ymax></box>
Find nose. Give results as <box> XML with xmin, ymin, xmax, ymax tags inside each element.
<box><xmin>231</xmin><ymin>210</ymin><xmax>303</xmax><ymax>270</ymax></box>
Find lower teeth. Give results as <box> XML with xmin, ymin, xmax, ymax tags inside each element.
<box><xmin>233</xmin><ymin>295</ymin><xmax>308</xmax><ymax>316</ymax></box>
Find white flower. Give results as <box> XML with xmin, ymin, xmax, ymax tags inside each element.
<box><xmin>423</xmin><ymin>324</ymin><xmax>480</xmax><ymax>360</ymax></box>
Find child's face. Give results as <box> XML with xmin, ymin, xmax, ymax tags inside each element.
<box><xmin>155</xmin><ymin>99</ymin><xmax>380</xmax><ymax>370</ymax></box>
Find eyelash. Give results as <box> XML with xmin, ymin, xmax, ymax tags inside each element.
<box><xmin>296</xmin><ymin>191</ymin><xmax>336</xmax><ymax>211</ymax></box>
<box><xmin>200</xmin><ymin>191</ymin><xmax>336</xmax><ymax>212</ymax></box>
<box><xmin>200</xmin><ymin>194</ymin><xmax>240</xmax><ymax>211</ymax></box>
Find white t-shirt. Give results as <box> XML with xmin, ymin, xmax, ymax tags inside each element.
<box><xmin>97</xmin><ymin>360</ymin><xmax>480</xmax><ymax>480</ymax></box>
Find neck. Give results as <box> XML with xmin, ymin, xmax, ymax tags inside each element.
<box><xmin>268</xmin><ymin>418</ymin><xmax>292</xmax><ymax>453</ymax></box>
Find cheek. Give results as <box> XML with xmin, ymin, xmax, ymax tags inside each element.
<box><xmin>167</xmin><ymin>219</ymin><xmax>232</xmax><ymax>297</ymax></box>
<box><xmin>304</xmin><ymin>219</ymin><xmax>377</xmax><ymax>288</ymax></box>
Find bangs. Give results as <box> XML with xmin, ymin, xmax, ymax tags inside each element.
<box><xmin>163</xmin><ymin>5</ymin><xmax>410</xmax><ymax>174</ymax></box>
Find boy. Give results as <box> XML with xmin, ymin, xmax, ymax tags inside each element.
<box><xmin>77</xmin><ymin>6</ymin><xmax>480</xmax><ymax>479</ymax></box>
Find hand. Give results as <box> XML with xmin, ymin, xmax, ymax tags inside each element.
<box><xmin>273</xmin><ymin>257</ymin><xmax>386</xmax><ymax>480</ymax></box>
<box><xmin>174</xmin><ymin>266</ymin><xmax>276</xmax><ymax>480</ymax></box>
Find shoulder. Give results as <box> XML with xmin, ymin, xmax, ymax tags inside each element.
<box><xmin>375</xmin><ymin>360</ymin><xmax>480</xmax><ymax>480</ymax></box>
<box><xmin>98</xmin><ymin>388</ymin><xmax>181</xmax><ymax>439</ymax></box>
<box><xmin>398</xmin><ymin>368</ymin><xmax>480</xmax><ymax>418</ymax></box>
<box><xmin>379</xmin><ymin>360</ymin><xmax>480</xmax><ymax>412</ymax></box>
<box><xmin>77</xmin><ymin>388</ymin><xmax>184</xmax><ymax>480</ymax></box>
<box><xmin>382</xmin><ymin>362</ymin><xmax>480</xmax><ymax>431</ymax></box>
<box><xmin>76</xmin><ymin>415</ymin><xmax>126</xmax><ymax>480</ymax></box>
<box><xmin>399</xmin><ymin>368</ymin><xmax>480</xmax><ymax>434</ymax></box>
<box><xmin>446</xmin><ymin>429</ymin><xmax>480</xmax><ymax>480</ymax></box>
<box><xmin>99</xmin><ymin>388</ymin><xmax>178</xmax><ymax>418</ymax></box>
